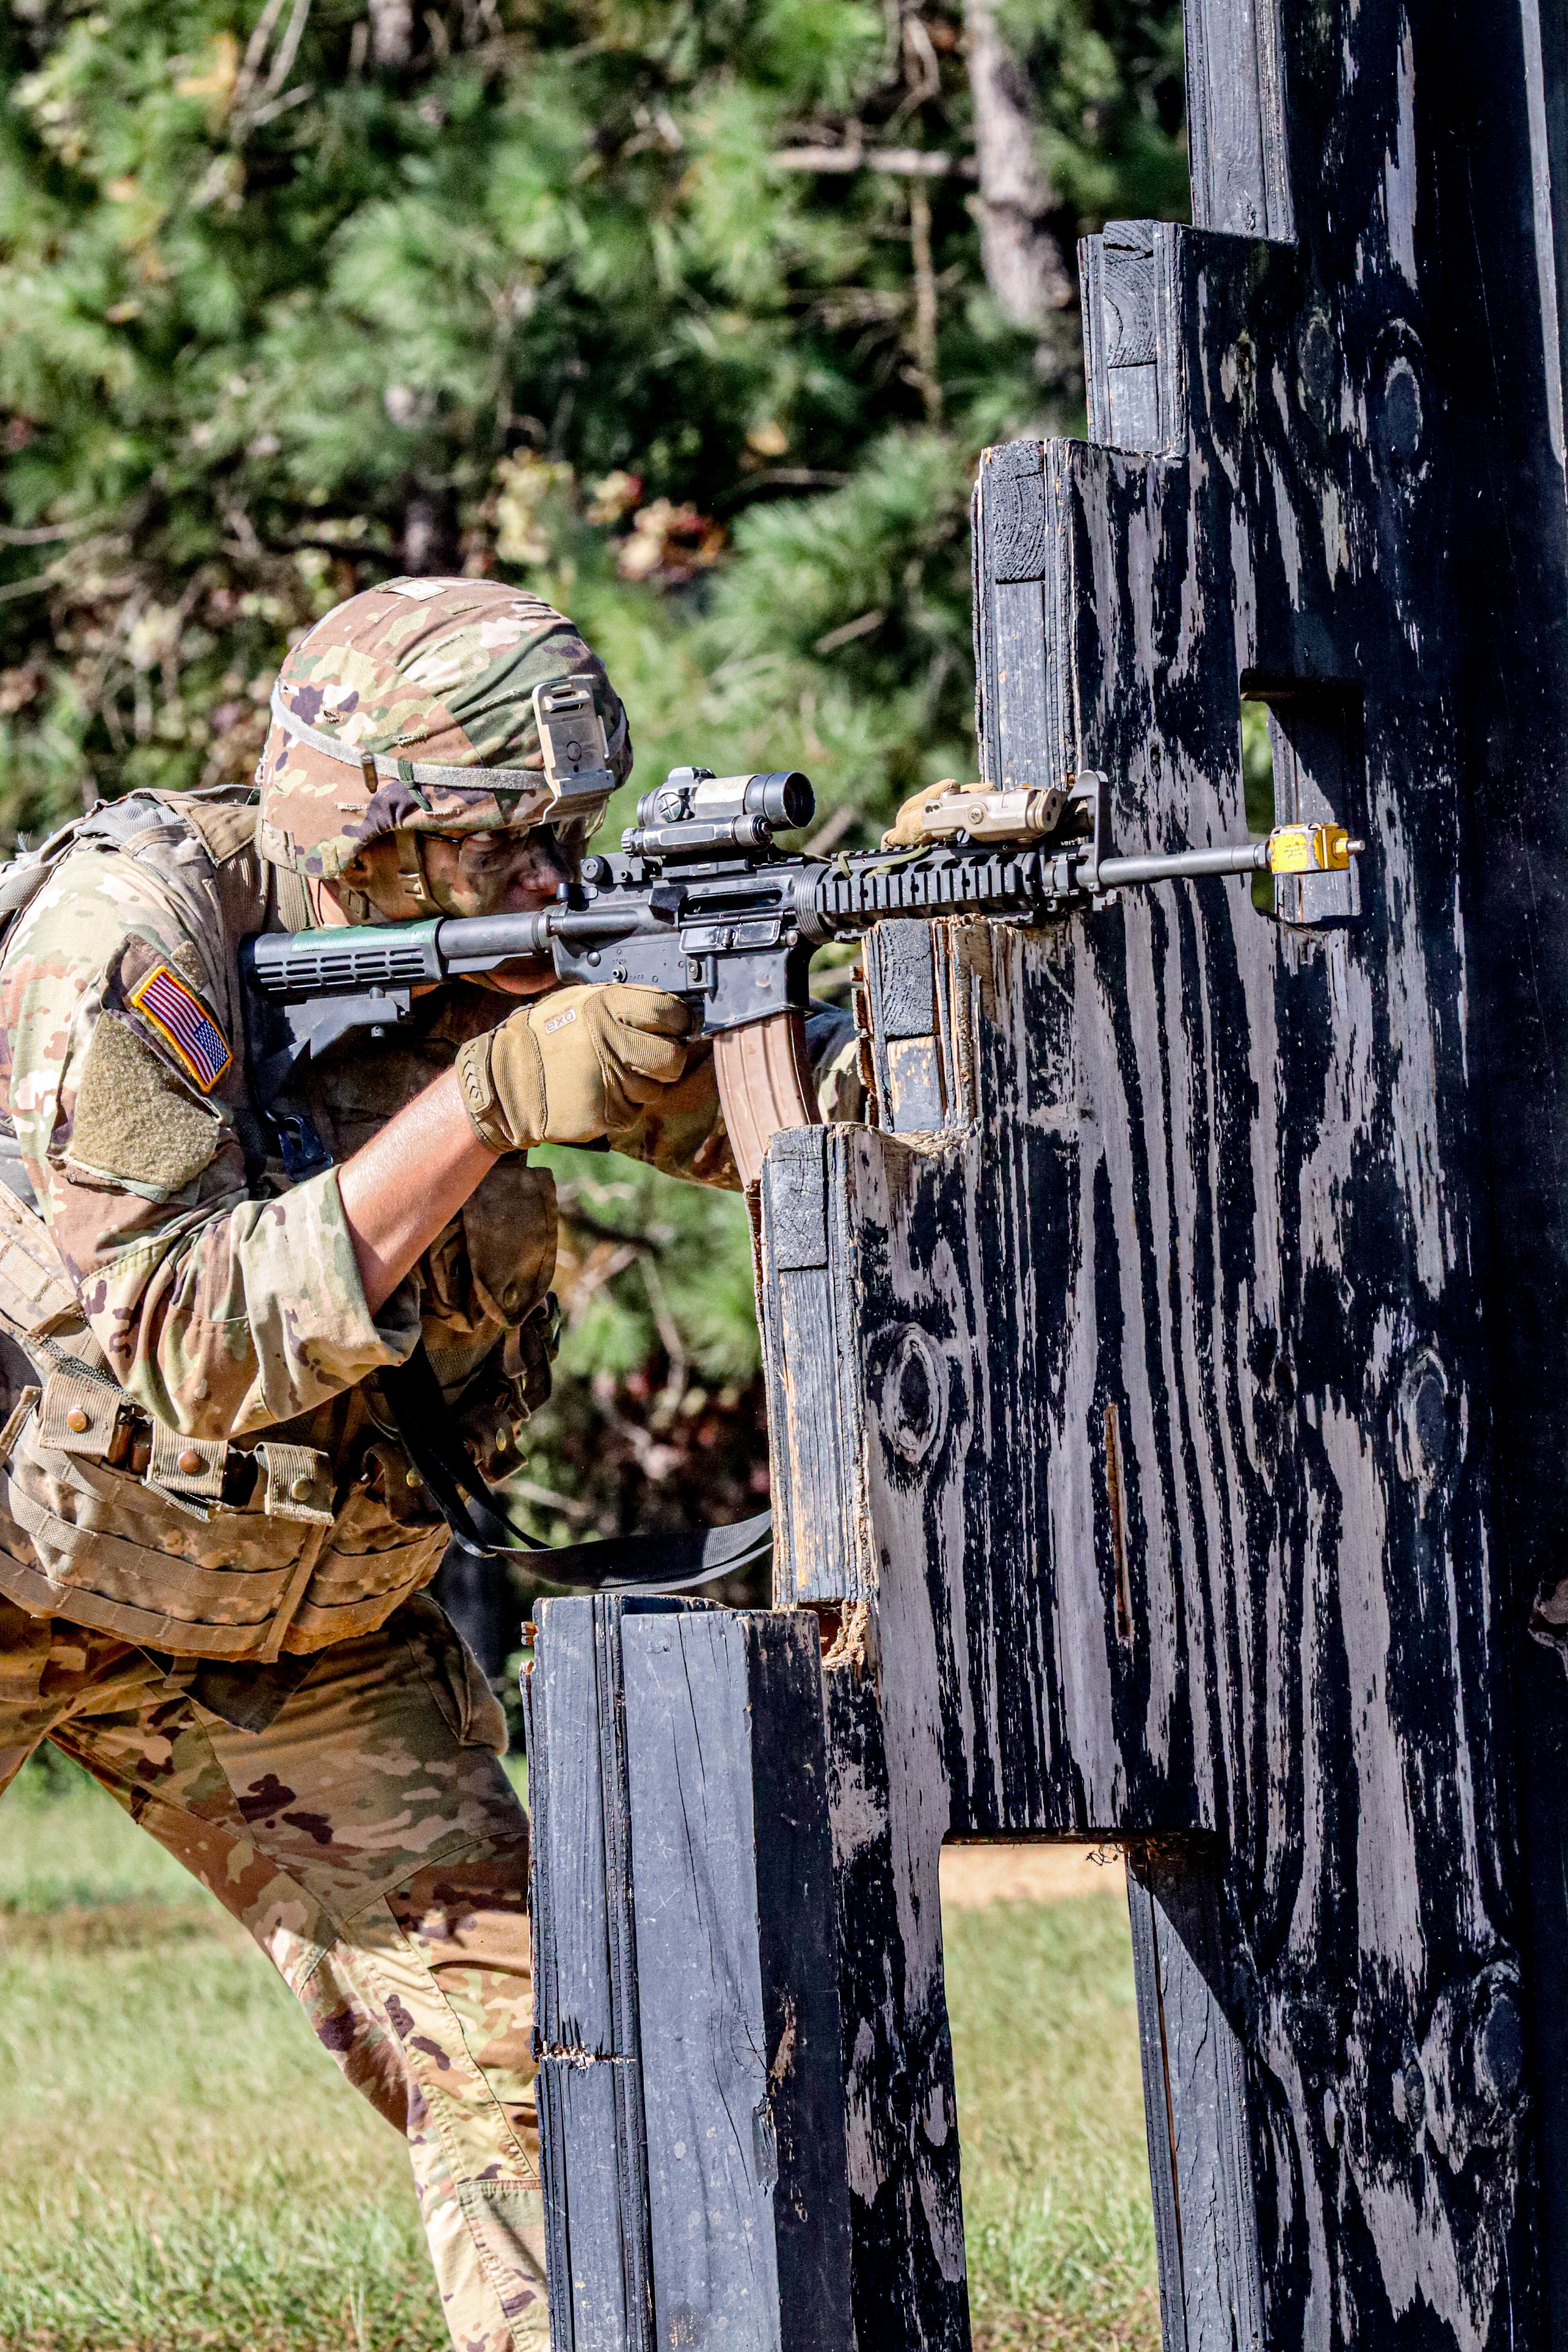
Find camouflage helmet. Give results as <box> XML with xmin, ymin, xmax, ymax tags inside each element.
<box><xmin>255</xmin><ymin>576</ymin><xmax>632</xmax><ymax>882</ymax></box>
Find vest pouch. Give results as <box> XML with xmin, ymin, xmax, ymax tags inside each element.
<box><xmin>256</xmin><ymin>1441</ymin><xmax>335</xmax><ymax>1527</ymax></box>
<box><xmin>38</xmin><ymin>1366</ymin><xmax>126</xmax><ymax>1461</ymax></box>
<box><xmin>145</xmin><ymin>1421</ymin><xmax>227</xmax><ymax>1519</ymax></box>
<box><xmin>401</xmin><ymin>1590</ymin><xmax>509</xmax><ymax>1755</ymax></box>
<box><xmin>0</xmin><ymin>1408</ymin><xmax>320</xmax><ymax>1655</ymax></box>
<box><xmin>0</xmin><ymin>1370</ymin><xmax>439</xmax><ymax>1658</ymax></box>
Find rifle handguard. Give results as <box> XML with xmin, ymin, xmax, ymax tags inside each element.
<box><xmin>713</xmin><ymin>1011</ymin><xmax>822</xmax><ymax>1189</ymax></box>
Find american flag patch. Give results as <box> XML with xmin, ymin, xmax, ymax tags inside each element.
<box><xmin>127</xmin><ymin>964</ymin><xmax>233</xmax><ymax>1092</ymax></box>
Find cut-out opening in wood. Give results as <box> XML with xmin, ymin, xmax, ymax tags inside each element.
<box><xmin>1240</xmin><ymin>679</ymin><xmax>1365</xmax><ymax>926</ymax></box>
<box><xmin>938</xmin><ymin>1841</ymin><xmax>1159</xmax><ymax>2350</ymax></box>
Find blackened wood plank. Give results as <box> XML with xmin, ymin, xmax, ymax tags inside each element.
<box><xmin>764</xmin><ymin>1124</ymin><xmax>830</xmax><ymax>1271</ymax></box>
<box><xmin>528</xmin><ymin>1597</ymin><xmax>677</xmax><ymax>2352</ymax></box>
<box><xmin>527</xmin><ymin>1598</ymin><xmax>612</xmax><ymax>2054</ymax></box>
<box><xmin>1126</xmin><ymin>1863</ymin><xmax>1189</xmax><ymax>2352</ymax></box>
<box><xmin>1127</xmin><ymin>1847</ymin><xmax>1261</xmax><ymax>2352</ymax></box>
<box><xmin>760</xmin><ymin>1133</ymin><xmax>867</xmax><ymax>1607</ymax></box>
<box><xmin>973</xmin><ymin>441</ymin><xmax>1075</xmax><ymax>800</ymax></box>
<box><xmin>822</xmin><ymin>1654</ymin><xmax>969</xmax><ymax>2352</ymax></box>
<box><xmin>866</xmin><ymin>922</ymin><xmax>945</xmax><ymax>1132</ymax></box>
<box><xmin>534</xmin><ymin>2058</ymin><xmax>642</xmax><ymax>2352</ymax></box>
<box><xmin>625</xmin><ymin>1610</ymin><xmax>779</xmax><ymax>2343</ymax></box>
<box><xmin>1079</xmin><ymin>221</ymin><xmax>1183</xmax><ymax>456</ymax></box>
<box><xmin>1182</xmin><ymin>0</ymin><xmax>1293</xmax><ymax>241</ymax></box>
<box><xmin>622</xmin><ymin>1611</ymin><xmax>853</xmax><ymax>2352</ymax></box>
<box><xmin>592</xmin><ymin>1595</ymin><xmax>642</xmax><ymax>2067</ymax></box>
<box><xmin>745</xmin><ymin>1617</ymin><xmax>856</xmax><ymax>2330</ymax></box>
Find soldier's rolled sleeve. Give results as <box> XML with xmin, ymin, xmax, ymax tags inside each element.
<box><xmin>79</xmin><ymin>1171</ymin><xmax>422</xmax><ymax>1438</ymax></box>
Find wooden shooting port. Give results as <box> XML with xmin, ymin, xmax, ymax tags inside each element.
<box><xmin>524</xmin><ymin>0</ymin><xmax>1568</xmax><ymax>2345</ymax></box>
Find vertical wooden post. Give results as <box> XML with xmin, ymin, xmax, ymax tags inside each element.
<box><xmin>526</xmin><ymin>1599</ymin><xmax>853</xmax><ymax>2352</ymax></box>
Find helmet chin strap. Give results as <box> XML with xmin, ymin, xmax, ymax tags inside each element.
<box><xmin>394</xmin><ymin>827</ymin><xmax>434</xmax><ymax>907</ymax></box>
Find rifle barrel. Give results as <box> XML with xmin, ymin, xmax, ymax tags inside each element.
<box><xmin>1092</xmin><ymin>843</ymin><xmax>1266</xmax><ymax>887</ymax></box>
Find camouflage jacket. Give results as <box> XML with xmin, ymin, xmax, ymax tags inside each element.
<box><xmin>0</xmin><ymin>788</ymin><xmax>858</xmax><ymax>1660</ymax></box>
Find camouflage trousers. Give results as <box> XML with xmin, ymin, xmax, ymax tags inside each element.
<box><xmin>0</xmin><ymin>1592</ymin><xmax>547</xmax><ymax>2352</ymax></box>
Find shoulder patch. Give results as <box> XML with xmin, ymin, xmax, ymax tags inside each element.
<box><xmin>126</xmin><ymin>962</ymin><xmax>233</xmax><ymax>1093</ymax></box>
<box><xmin>67</xmin><ymin>1016</ymin><xmax>225</xmax><ymax>1195</ymax></box>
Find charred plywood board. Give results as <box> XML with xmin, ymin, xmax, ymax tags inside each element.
<box><xmin>759</xmin><ymin>0</ymin><xmax>1568</xmax><ymax>2342</ymax></box>
<box><xmin>527</xmin><ymin>1600</ymin><xmax>852</xmax><ymax>2352</ymax></box>
<box><xmin>622</xmin><ymin>1610</ymin><xmax>852</xmax><ymax>2352</ymax></box>
<box><xmin>525</xmin><ymin>1595</ymin><xmax>668</xmax><ymax>2352</ymax></box>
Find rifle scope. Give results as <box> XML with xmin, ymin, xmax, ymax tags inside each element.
<box><xmin>633</xmin><ymin>766</ymin><xmax>815</xmax><ymax>836</ymax></box>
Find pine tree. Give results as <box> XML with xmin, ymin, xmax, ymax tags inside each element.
<box><xmin>0</xmin><ymin>0</ymin><xmax>1184</xmax><ymax>840</ymax></box>
<box><xmin>0</xmin><ymin>0</ymin><xmax>1186</xmax><ymax>1583</ymax></box>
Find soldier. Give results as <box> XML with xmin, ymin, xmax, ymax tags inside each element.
<box><xmin>0</xmin><ymin>577</ymin><xmax>855</xmax><ymax>2352</ymax></box>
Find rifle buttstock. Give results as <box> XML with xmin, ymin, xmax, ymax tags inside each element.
<box><xmin>713</xmin><ymin>1011</ymin><xmax>821</xmax><ymax>1189</ymax></box>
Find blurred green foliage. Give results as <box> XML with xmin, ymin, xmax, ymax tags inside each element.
<box><xmin>0</xmin><ymin>0</ymin><xmax>1183</xmax><ymax>841</ymax></box>
<box><xmin>998</xmin><ymin>0</ymin><xmax>1187</xmax><ymax>224</ymax></box>
<box><xmin>0</xmin><ymin>0</ymin><xmax>1185</xmax><ymax>1534</ymax></box>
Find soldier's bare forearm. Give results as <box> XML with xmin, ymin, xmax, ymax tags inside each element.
<box><xmin>337</xmin><ymin>1067</ymin><xmax>497</xmax><ymax>1314</ymax></box>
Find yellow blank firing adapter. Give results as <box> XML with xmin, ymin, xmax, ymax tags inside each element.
<box><xmin>1265</xmin><ymin>823</ymin><xmax>1363</xmax><ymax>873</ymax></box>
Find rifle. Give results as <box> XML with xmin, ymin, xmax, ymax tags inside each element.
<box><xmin>241</xmin><ymin>768</ymin><xmax>1362</xmax><ymax>1186</ymax></box>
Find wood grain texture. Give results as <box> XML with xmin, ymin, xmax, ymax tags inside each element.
<box><xmin>1078</xmin><ymin>222</ymin><xmax>1182</xmax><ymax>456</ymax></box>
<box><xmin>1183</xmin><ymin>0</ymin><xmax>1293</xmax><ymax>241</ymax></box>
<box><xmin>821</xmin><ymin>1653</ymin><xmax>968</xmax><ymax>2352</ymax></box>
<box><xmin>1127</xmin><ymin>1846</ymin><xmax>1263</xmax><ymax>2352</ymax></box>
<box><xmin>530</xmin><ymin>1599</ymin><xmax>852</xmax><ymax>2352</ymax></box>
<box><xmin>755</xmin><ymin>0</ymin><xmax>1568</xmax><ymax>2344</ymax></box>
<box><xmin>526</xmin><ymin>1596</ymin><xmax>666</xmax><ymax>2352</ymax></box>
<box><xmin>623</xmin><ymin>1609</ymin><xmax>853</xmax><ymax>2352</ymax></box>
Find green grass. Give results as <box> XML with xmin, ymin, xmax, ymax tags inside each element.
<box><xmin>948</xmin><ymin>1898</ymin><xmax>1160</xmax><ymax>2352</ymax></box>
<box><xmin>0</xmin><ymin>1757</ymin><xmax>1156</xmax><ymax>2352</ymax></box>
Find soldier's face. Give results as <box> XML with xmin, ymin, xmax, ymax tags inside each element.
<box><xmin>418</xmin><ymin>825</ymin><xmax>576</xmax><ymax>919</ymax></box>
<box><xmin>326</xmin><ymin>825</ymin><xmax>575</xmax><ymax>997</ymax></box>
<box><xmin>331</xmin><ymin>826</ymin><xmax>575</xmax><ymax>924</ymax></box>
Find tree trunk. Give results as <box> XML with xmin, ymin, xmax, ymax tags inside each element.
<box><xmin>962</xmin><ymin>0</ymin><xmax>1073</xmax><ymax>332</ymax></box>
<box><xmin>399</xmin><ymin>483</ymin><xmax>460</xmax><ymax>575</ymax></box>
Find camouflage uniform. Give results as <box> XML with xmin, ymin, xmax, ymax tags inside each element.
<box><xmin>0</xmin><ymin>577</ymin><xmax>858</xmax><ymax>2352</ymax></box>
<box><xmin>0</xmin><ymin>1592</ymin><xmax>550</xmax><ymax>2352</ymax></box>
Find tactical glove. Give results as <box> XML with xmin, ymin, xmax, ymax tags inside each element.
<box><xmin>456</xmin><ymin>984</ymin><xmax>693</xmax><ymax>1153</ymax></box>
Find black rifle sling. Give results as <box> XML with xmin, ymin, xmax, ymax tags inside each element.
<box><xmin>379</xmin><ymin>1347</ymin><xmax>772</xmax><ymax>1592</ymax></box>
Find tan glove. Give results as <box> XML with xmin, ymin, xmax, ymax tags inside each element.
<box><xmin>456</xmin><ymin>984</ymin><xmax>693</xmax><ymax>1152</ymax></box>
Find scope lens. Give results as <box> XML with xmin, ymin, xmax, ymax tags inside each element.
<box><xmin>748</xmin><ymin>771</ymin><xmax>815</xmax><ymax>829</ymax></box>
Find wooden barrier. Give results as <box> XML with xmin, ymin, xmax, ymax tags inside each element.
<box><xmin>532</xmin><ymin>1</ymin><xmax>1568</xmax><ymax>2342</ymax></box>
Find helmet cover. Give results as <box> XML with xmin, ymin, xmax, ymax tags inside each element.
<box><xmin>255</xmin><ymin>577</ymin><xmax>632</xmax><ymax>880</ymax></box>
